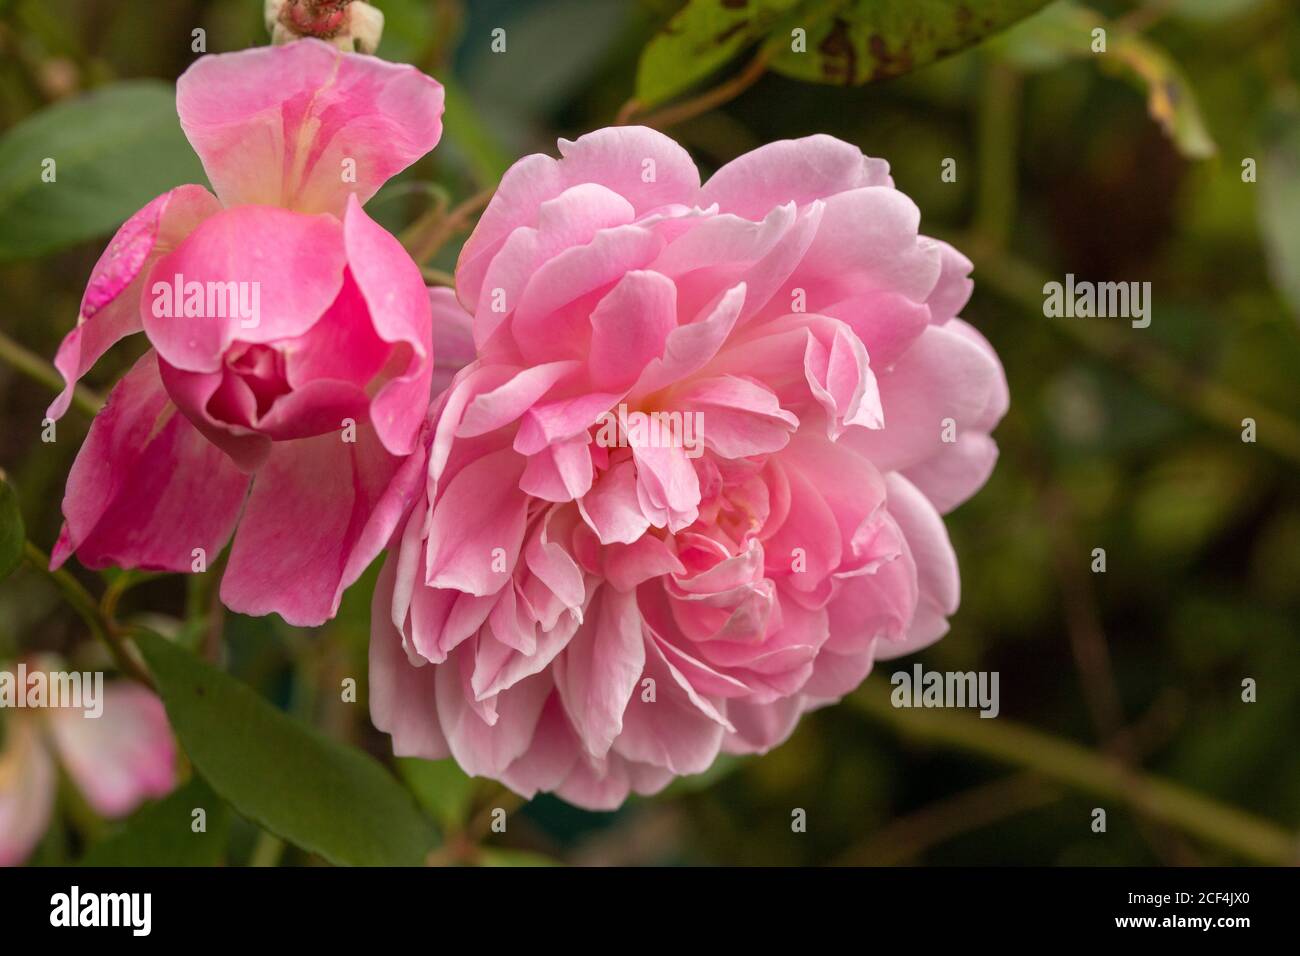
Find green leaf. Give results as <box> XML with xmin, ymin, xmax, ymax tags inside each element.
<box><xmin>441</xmin><ymin>79</ymin><xmax>513</xmax><ymax>186</ymax></box>
<box><xmin>0</xmin><ymin>81</ymin><xmax>207</xmax><ymax>262</ymax></box>
<box><xmin>477</xmin><ymin>848</ymin><xmax>561</xmax><ymax>867</ymax></box>
<box><xmin>397</xmin><ymin>757</ymin><xmax>477</xmax><ymax>832</ymax></box>
<box><xmin>133</xmin><ymin>630</ymin><xmax>436</xmax><ymax>866</ymax></box>
<box><xmin>767</xmin><ymin>0</ymin><xmax>1054</xmax><ymax>86</ymax></box>
<box><xmin>635</xmin><ymin>0</ymin><xmax>803</xmax><ymax>108</ymax></box>
<box><xmin>78</xmin><ymin>776</ymin><xmax>230</xmax><ymax>866</ymax></box>
<box><xmin>992</xmin><ymin>2</ymin><xmax>1216</xmax><ymax>159</ymax></box>
<box><xmin>462</xmin><ymin>0</ymin><xmax>633</xmax><ymax>115</ymax></box>
<box><xmin>987</xmin><ymin>0</ymin><xmax>1099</xmax><ymax>70</ymax></box>
<box><xmin>1110</xmin><ymin>33</ymin><xmax>1216</xmax><ymax>159</ymax></box>
<box><xmin>0</xmin><ymin>474</ymin><xmax>24</xmax><ymax>582</ymax></box>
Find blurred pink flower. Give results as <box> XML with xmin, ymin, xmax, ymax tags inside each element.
<box><xmin>0</xmin><ymin>662</ymin><xmax>175</xmax><ymax>866</ymax></box>
<box><xmin>47</xmin><ymin>39</ymin><xmax>450</xmax><ymax>626</ymax></box>
<box><xmin>369</xmin><ymin>128</ymin><xmax>1008</xmax><ymax>809</ymax></box>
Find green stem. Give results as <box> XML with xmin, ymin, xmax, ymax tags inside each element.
<box><xmin>0</xmin><ymin>329</ymin><xmax>103</xmax><ymax>417</ymax></box>
<box><xmin>22</xmin><ymin>541</ymin><xmax>154</xmax><ymax>689</ymax></box>
<box><xmin>850</xmin><ymin>678</ymin><xmax>1298</xmax><ymax>865</ymax></box>
<box><xmin>248</xmin><ymin>829</ymin><xmax>286</xmax><ymax>867</ymax></box>
<box><xmin>617</xmin><ymin>48</ymin><xmax>769</xmax><ymax>129</ymax></box>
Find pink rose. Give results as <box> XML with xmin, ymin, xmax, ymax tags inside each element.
<box><xmin>47</xmin><ymin>39</ymin><xmax>452</xmax><ymax>626</ymax></box>
<box><xmin>368</xmin><ymin>128</ymin><xmax>1008</xmax><ymax>809</ymax></box>
<box><xmin>0</xmin><ymin>660</ymin><xmax>175</xmax><ymax>866</ymax></box>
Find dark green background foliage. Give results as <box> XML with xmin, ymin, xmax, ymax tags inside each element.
<box><xmin>0</xmin><ymin>0</ymin><xmax>1297</xmax><ymax>866</ymax></box>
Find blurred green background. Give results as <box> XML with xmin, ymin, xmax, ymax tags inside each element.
<box><xmin>0</xmin><ymin>0</ymin><xmax>1297</xmax><ymax>866</ymax></box>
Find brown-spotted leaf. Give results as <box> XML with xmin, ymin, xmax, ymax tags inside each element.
<box><xmin>769</xmin><ymin>0</ymin><xmax>1054</xmax><ymax>85</ymax></box>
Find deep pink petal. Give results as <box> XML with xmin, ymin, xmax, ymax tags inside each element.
<box><xmin>52</xmin><ymin>352</ymin><xmax>250</xmax><ymax>572</ymax></box>
<box><xmin>342</xmin><ymin>195</ymin><xmax>433</xmax><ymax>455</ymax></box>
<box><xmin>220</xmin><ymin>421</ymin><xmax>425</xmax><ymax>626</ymax></box>
<box><xmin>49</xmin><ymin>185</ymin><xmax>221</xmax><ymax>420</ymax></box>
<box><xmin>156</xmin><ymin>359</ymin><xmax>273</xmax><ymax>473</ymax></box>
<box><xmin>142</xmin><ymin>205</ymin><xmax>346</xmax><ymax>373</ymax></box>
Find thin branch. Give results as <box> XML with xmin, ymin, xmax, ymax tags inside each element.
<box><xmin>421</xmin><ymin>266</ymin><xmax>456</xmax><ymax>287</ymax></box>
<box><xmin>850</xmin><ymin>678</ymin><xmax>1298</xmax><ymax>864</ymax></box>
<box><xmin>23</xmin><ymin>541</ymin><xmax>154</xmax><ymax>690</ymax></box>
<box><xmin>400</xmin><ymin>187</ymin><xmax>494</xmax><ymax>266</ymax></box>
<box><xmin>619</xmin><ymin>49</ymin><xmax>769</xmax><ymax>130</ymax></box>
<box><xmin>832</xmin><ymin>773</ymin><xmax>1061</xmax><ymax>866</ymax></box>
<box><xmin>1117</xmin><ymin>0</ymin><xmax>1179</xmax><ymax>33</ymax></box>
<box><xmin>0</xmin><ymin>328</ymin><xmax>103</xmax><ymax>417</ymax></box>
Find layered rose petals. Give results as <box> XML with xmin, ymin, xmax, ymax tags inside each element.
<box><xmin>48</xmin><ymin>40</ymin><xmax>449</xmax><ymax>626</ymax></box>
<box><xmin>369</xmin><ymin>129</ymin><xmax>1008</xmax><ymax>809</ymax></box>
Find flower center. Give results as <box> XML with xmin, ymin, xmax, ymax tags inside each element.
<box><xmin>226</xmin><ymin>343</ymin><xmax>291</xmax><ymax>419</ymax></box>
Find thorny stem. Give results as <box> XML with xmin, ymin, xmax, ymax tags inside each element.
<box><xmin>849</xmin><ymin>679</ymin><xmax>1298</xmax><ymax>865</ymax></box>
<box><xmin>617</xmin><ymin>49</ymin><xmax>770</xmax><ymax>129</ymax></box>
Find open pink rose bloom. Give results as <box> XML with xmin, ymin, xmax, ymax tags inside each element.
<box><xmin>369</xmin><ymin>128</ymin><xmax>1008</xmax><ymax>809</ymax></box>
<box><xmin>47</xmin><ymin>39</ymin><xmax>446</xmax><ymax>626</ymax></box>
